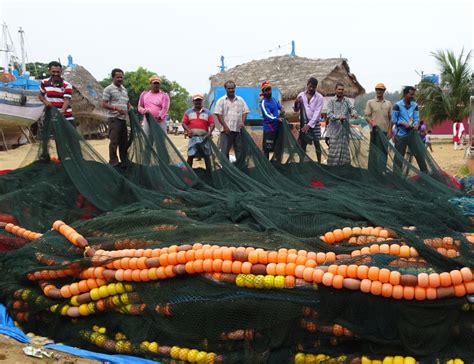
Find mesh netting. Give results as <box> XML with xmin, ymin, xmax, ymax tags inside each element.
<box><xmin>0</xmin><ymin>108</ymin><xmax>473</xmax><ymax>363</ymax></box>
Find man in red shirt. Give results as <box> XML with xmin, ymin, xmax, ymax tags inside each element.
<box><xmin>182</xmin><ymin>94</ymin><xmax>215</xmax><ymax>171</ymax></box>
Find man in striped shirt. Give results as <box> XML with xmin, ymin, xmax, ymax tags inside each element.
<box><xmin>39</xmin><ymin>61</ymin><xmax>74</xmax><ymax>126</ymax></box>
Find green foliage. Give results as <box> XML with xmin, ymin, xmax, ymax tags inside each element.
<box><xmin>417</xmin><ymin>49</ymin><xmax>472</xmax><ymax>126</ymax></box>
<box><xmin>25</xmin><ymin>62</ymin><xmax>49</xmax><ymax>79</ymax></box>
<box><xmin>99</xmin><ymin>67</ymin><xmax>190</xmax><ymax>121</ymax></box>
<box><xmin>354</xmin><ymin>91</ymin><xmax>401</xmax><ymax>116</ymax></box>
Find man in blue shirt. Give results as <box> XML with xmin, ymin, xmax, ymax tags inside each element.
<box><xmin>260</xmin><ymin>81</ymin><xmax>284</xmax><ymax>159</ymax></box>
<box><xmin>391</xmin><ymin>86</ymin><xmax>427</xmax><ymax>172</ymax></box>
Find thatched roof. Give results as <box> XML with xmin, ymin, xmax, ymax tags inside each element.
<box><xmin>210</xmin><ymin>55</ymin><xmax>365</xmax><ymax>100</ymax></box>
<box><xmin>63</xmin><ymin>65</ymin><xmax>107</xmax><ymax>122</ymax></box>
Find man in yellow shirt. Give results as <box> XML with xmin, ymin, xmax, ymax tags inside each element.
<box><xmin>365</xmin><ymin>83</ymin><xmax>392</xmax><ymax>173</ymax></box>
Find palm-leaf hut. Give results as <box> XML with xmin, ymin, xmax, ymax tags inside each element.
<box><xmin>63</xmin><ymin>65</ymin><xmax>108</xmax><ymax>137</ymax></box>
<box><xmin>210</xmin><ymin>55</ymin><xmax>365</xmax><ymax>122</ymax></box>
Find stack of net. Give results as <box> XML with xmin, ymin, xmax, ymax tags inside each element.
<box><xmin>0</xmin><ymin>108</ymin><xmax>472</xmax><ymax>363</ymax></box>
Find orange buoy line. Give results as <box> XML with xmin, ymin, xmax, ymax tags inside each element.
<box><xmin>3</xmin><ymin>222</ymin><xmax>42</xmax><ymax>240</ymax></box>
<box><xmin>52</xmin><ymin>220</ymin><xmax>91</xmax><ymax>252</ymax></box>
<box><xmin>30</xmin><ymin>238</ymin><xmax>473</xmax><ymax>301</ymax></box>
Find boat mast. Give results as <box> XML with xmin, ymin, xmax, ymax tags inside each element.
<box><xmin>18</xmin><ymin>27</ymin><xmax>26</xmax><ymax>75</ymax></box>
<box><xmin>0</xmin><ymin>23</ymin><xmax>11</xmax><ymax>72</ymax></box>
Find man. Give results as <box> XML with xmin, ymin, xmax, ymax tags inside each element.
<box><xmin>138</xmin><ymin>75</ymin><xmax>170</xmax><ymax>135</ymax></box>
<box><xmin>182</xmin><ymin>94</ymin><xmax>215</xmax><ymax>171</ymax></box>
<box><xmin>293</xmin><ymin>77</ymin><xmax>324</xmax><ymax>163</ymax></box>
<box><xmin>39</xmin><ymin>61</ymin><xmax>74</xmax><ymax>127</ymax></box>
<box><xmin>102</xmin><ymin>68</ymin><xmax>130</xmax><ymax>166</ymax></box>
<box><xmin>392</xmin><ymin>86</ymin><xmax>427</xmax><ymax>172</ymax></box>
<box><xmin>365</xmin><ymin>83</ymin><xmax>392</xmax><ymax>172</ymax></box>
<box><xmin>260</xmin><ymin>81</ymin><xmax>284</xmax><ymax>159</ymax></box>
<box><xmin>326</xmin><ymin>82</ymin><xmax>358</xmax><ymax>166</ymax></box>
<box><xmin>214</xmin><ymin>80</ymin><xmax>249</xmax><ymax>161</ymax></box>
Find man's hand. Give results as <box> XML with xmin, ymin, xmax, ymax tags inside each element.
<box><xmin>351</xmin><ymin>111</ymin><xmax>358</xmax><ymax>119</ymax></box>
<box><xmin>187</xmin><ymin>130</ymin><xmax>193</xmax><ymax>138</ymax></box>
<box><xmin>59</xmin><ymin>108</ymin><xmax>66</xmax><ymax>114</ymax></box>
<box><xmin>340</xmin><ymin>116</ymin><xmax>346</xmax><ymax>122</ymax></box>
<box><xmin>118</xmin><ymin>107</ymin><xmax>127</xmax><ymax>115</ymax></box>
<box><xmin>223</xmin><ymin>125</ymin><xmax>231</xmax><ymax>134</ymax></box>
<box><xmin>413</xmin><ymin>124</ymin><xmax>419</xmax><ymax>130</ymax></box>
<box><xmin>44</xmin><ymin>101</ymin><xmax>52</xmax><ymax>107</ymax></box>
<box><xmin>301</xmin><ymin>124</ymin><xmax>311</xmax><ymax>133</ymax></box>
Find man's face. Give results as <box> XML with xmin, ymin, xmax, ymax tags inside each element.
<box><xmin>263</xmin><ymin>87</ymin><xmax>272</xmax><ymax>98</ymax></box>
<box><xmin>225</xmin><ymin>84</ymin><xmax>235</xmax><ymax>98</ymax></box>
<box><xmin>375</xmin><ymin>88</ymin><xmax>385</xmax><ymax>97</ymax></box>
<box><xmin>193</xmin><ymin>99</ymin><xmax>203</xmax><ymax>109</ymax></box>
<box><xmin>151</xmin><ymin>81</ymin><xmax>160</xmax><ymax>91</ymax></box>
<box><xmin>306</xmin><ymin>83</ymin><xmax>316</xmax><ymax>95</ymax></box>
<box><xmin>49</xmin><ymin>66</ymin><xmax>62</xmax><ymax>81</ymax></box>
<box><xmin>113</xmin><ymin>72</ymin><xmax>124</xmax><ymax>86</ymax></box>
<box><xmin>405</xmin><ymin>89</ymin><xmax>415</xmax><ymax>101</ymax></box>
<box><xmin>335</xmin><ymin>85</ymin><xmax>344</xmax><ymax>97</ymax></box>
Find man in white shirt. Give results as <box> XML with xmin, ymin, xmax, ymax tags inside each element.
<box><xmin>214</xmin><ymin>80</ymin><xmax>250</xmax><ymax>160</ymax></box>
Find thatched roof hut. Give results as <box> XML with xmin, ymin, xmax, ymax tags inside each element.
<box><xmin>210</xmin><ymin>55</ymin><xmax>365</xmax><ymax>100</ymax></box>
<box><xmin>63</xmin><ymin>65</ymin><xmax>107</xmax><ymax>137</ymax></box>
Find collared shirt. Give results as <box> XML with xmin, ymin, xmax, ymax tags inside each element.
<box><xmin>182</xmin><ymin>107</ymin><xmax>214</xmax><ymax>131</ymax></box>
<box><xmin>260</xmin><ymin>97</ymin><xmax>282</xmax><ymax>131</ymax></box>
<box><xmin>103</xmin><ymin>84</ymin><xmax>129</xmax><ymax>120</ymax></box>
<box><xmin>295</xmin><ymin>91</ymin><xmax>324</xmax><ymax>128</ymax></box>
<box><xmin>138</xmin><ymin>90</ymin><xmax>170</xmax><ymax>121</ymax></box>
<box><xmin>392</xmin><ymin>99</ymin><xmax>420</xmax><ymax>137</ymax></box>
<box><xmin>365</xmin><ymin>98</ymin><xmax>392</xmax><ymax>132</ymax></box>
<box><xmin>214</xmin><ymin>95</ymin><xmax>249</xmax><ymax>132</ymax></box>
<box><xmin>327</xmin><ymin>96</ymin><xmax>356</xmax><ymax>122</ymax></box>
<box><xmin>326</xmin><ymin>96</ymin><xmax>357</xmax><ymax>137</ymax></box>
<box><xmin>40</xmin><ymin>77</ymin><xmax>74</xmax><ymax>122</ymax></box>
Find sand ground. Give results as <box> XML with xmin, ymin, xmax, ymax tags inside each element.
<box><xmin>0</xmin><ymin>134</ymin><xmax>470</xmax><ymax>176</ymax></box>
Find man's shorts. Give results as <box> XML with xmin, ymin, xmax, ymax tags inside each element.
<box><xmin>263</xmin><ymin>130</ymin><xmax>278</xmax><ymax>151</ymax></box>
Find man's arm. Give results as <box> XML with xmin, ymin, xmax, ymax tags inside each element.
<box><xmin>327</xmin><ymin>99</ymin><xmax>337</xmax><ymax>122</ymax></box>
<box><xmin>160</xmin><ymin>93</ymin><xmax>170</xmax><ymax>120</ymax></box>
<box><xmin>364</xmin><ymin>101</ymin><xmax>375</xmax><ymax>126</ymax></box>
<box><xmin>240</xmin><ymin>99</ymin><xmax>250</xmax><ymax>128</ymax></box>
<box><xmin>38</xmin><ymin>82</ymin><xmax>52</xmax><ymax>107</ymax></box>
<box><xmin>137</xmin><ymin>91</ymin><xmax>147</xmax><ymax>115</ymax></box>
<box><xmin>181</xmin><ymin>113</ymin><xmax>192</xmax><ymax>136</ymax></box>
<box><xmin>214</xmin><ymin>98</ymin><xmax>230</xmax><ymax>133</ymax></box>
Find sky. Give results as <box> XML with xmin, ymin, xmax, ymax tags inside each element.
<box><xmin>1</xmin><ymin>0</ymin><xmax>472</xmax><ymax>95</ymax></box>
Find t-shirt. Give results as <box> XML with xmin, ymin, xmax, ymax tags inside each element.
<box><xmin>40</xmin><ymin>78</ymin><xmax>74</xmax><ymax>122</ymax></box>
<box><xmin>182</xmin><ymin>107</ymin><xmax>214</xmax><ymax>131</ymax></box>
<box><xmin>260</xmin><ymin>97</ymin><xmax>282</xmax><ymax>131</ymax></box>
<box><xmin>103</xmin><ymin>84</ymin><xmax>129</xmax><ymax>120</ymax></box>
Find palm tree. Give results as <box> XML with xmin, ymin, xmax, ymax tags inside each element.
<box><xmin>417</xmin><ymin>49</ymin><xmax>472</xmax><ymax>126</ymax></box>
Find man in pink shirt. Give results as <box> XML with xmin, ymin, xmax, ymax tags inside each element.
<box><xmin>138</xmin><ymin>75</ymin><xmax>170</xmax><ymax>135</ymax></box>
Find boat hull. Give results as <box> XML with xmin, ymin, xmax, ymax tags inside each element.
<box><xmin>0</xmin><ymin>87</ymin><xmax>44</xmax><ymax>128</ymax></box>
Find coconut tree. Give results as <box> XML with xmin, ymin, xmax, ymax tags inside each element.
<box><xmin>417</xmin><ymin>49</ymin><xmax>472</xmax><ymax>126</ymax></box>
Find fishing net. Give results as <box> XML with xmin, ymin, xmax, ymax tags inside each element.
<box><xmin>0</xmin><ymin>107</ymin><xmax>473</xmax><ymax>364</ymax></box>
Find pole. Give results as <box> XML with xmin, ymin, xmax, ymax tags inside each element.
<box><xmin>290</xmin><ymin>40</ymin><xmax>296</xmax><ymax>58</ymax></box>
<box><xmin>18</xmin><ymin>27</ymin><xmax>26</xmax><ymax>75</ymax></box>
<box><xmin>219</xmin><ymin>55</ymin><xmax>225</xmax><ymax>73</ymax></box>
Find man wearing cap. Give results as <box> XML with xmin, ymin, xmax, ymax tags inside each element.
<box><xmin>293</xmin><ymin>77</ymin><xmax>324</xmax><ymax>163</ymax></box>
<box><xmin>102</xmin><ymin>68</ymin><xmax>131</xmax><ymax>166</ymax></box>
<box><xmin>260</xmin><ymin>81</ymin><xmax>284</xmax><ymax>159</ymax></box>
<box><xmin>182</xmin><ymin>94</ymin><xmax>215</xmax><ymax>171</ymax></box>
<box><xmin>138</xmin><ymin>75</ymin><xmax>170</xmax><ymax>135</ymax></box>
<box><xmin>214</xmin><ymin>80</ymin><xmax>250</xmax><ymax>161</ymax></box>
<box><xmin>365</xmin><ymin>83</ymin><xmax>392</xmax><ymax>172</ymax></box>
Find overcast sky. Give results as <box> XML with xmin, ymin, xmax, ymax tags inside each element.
<box><xmin>1</xmin><ymin>0</ymin><xmax>472</xmax><ymax>95</ymax></box>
